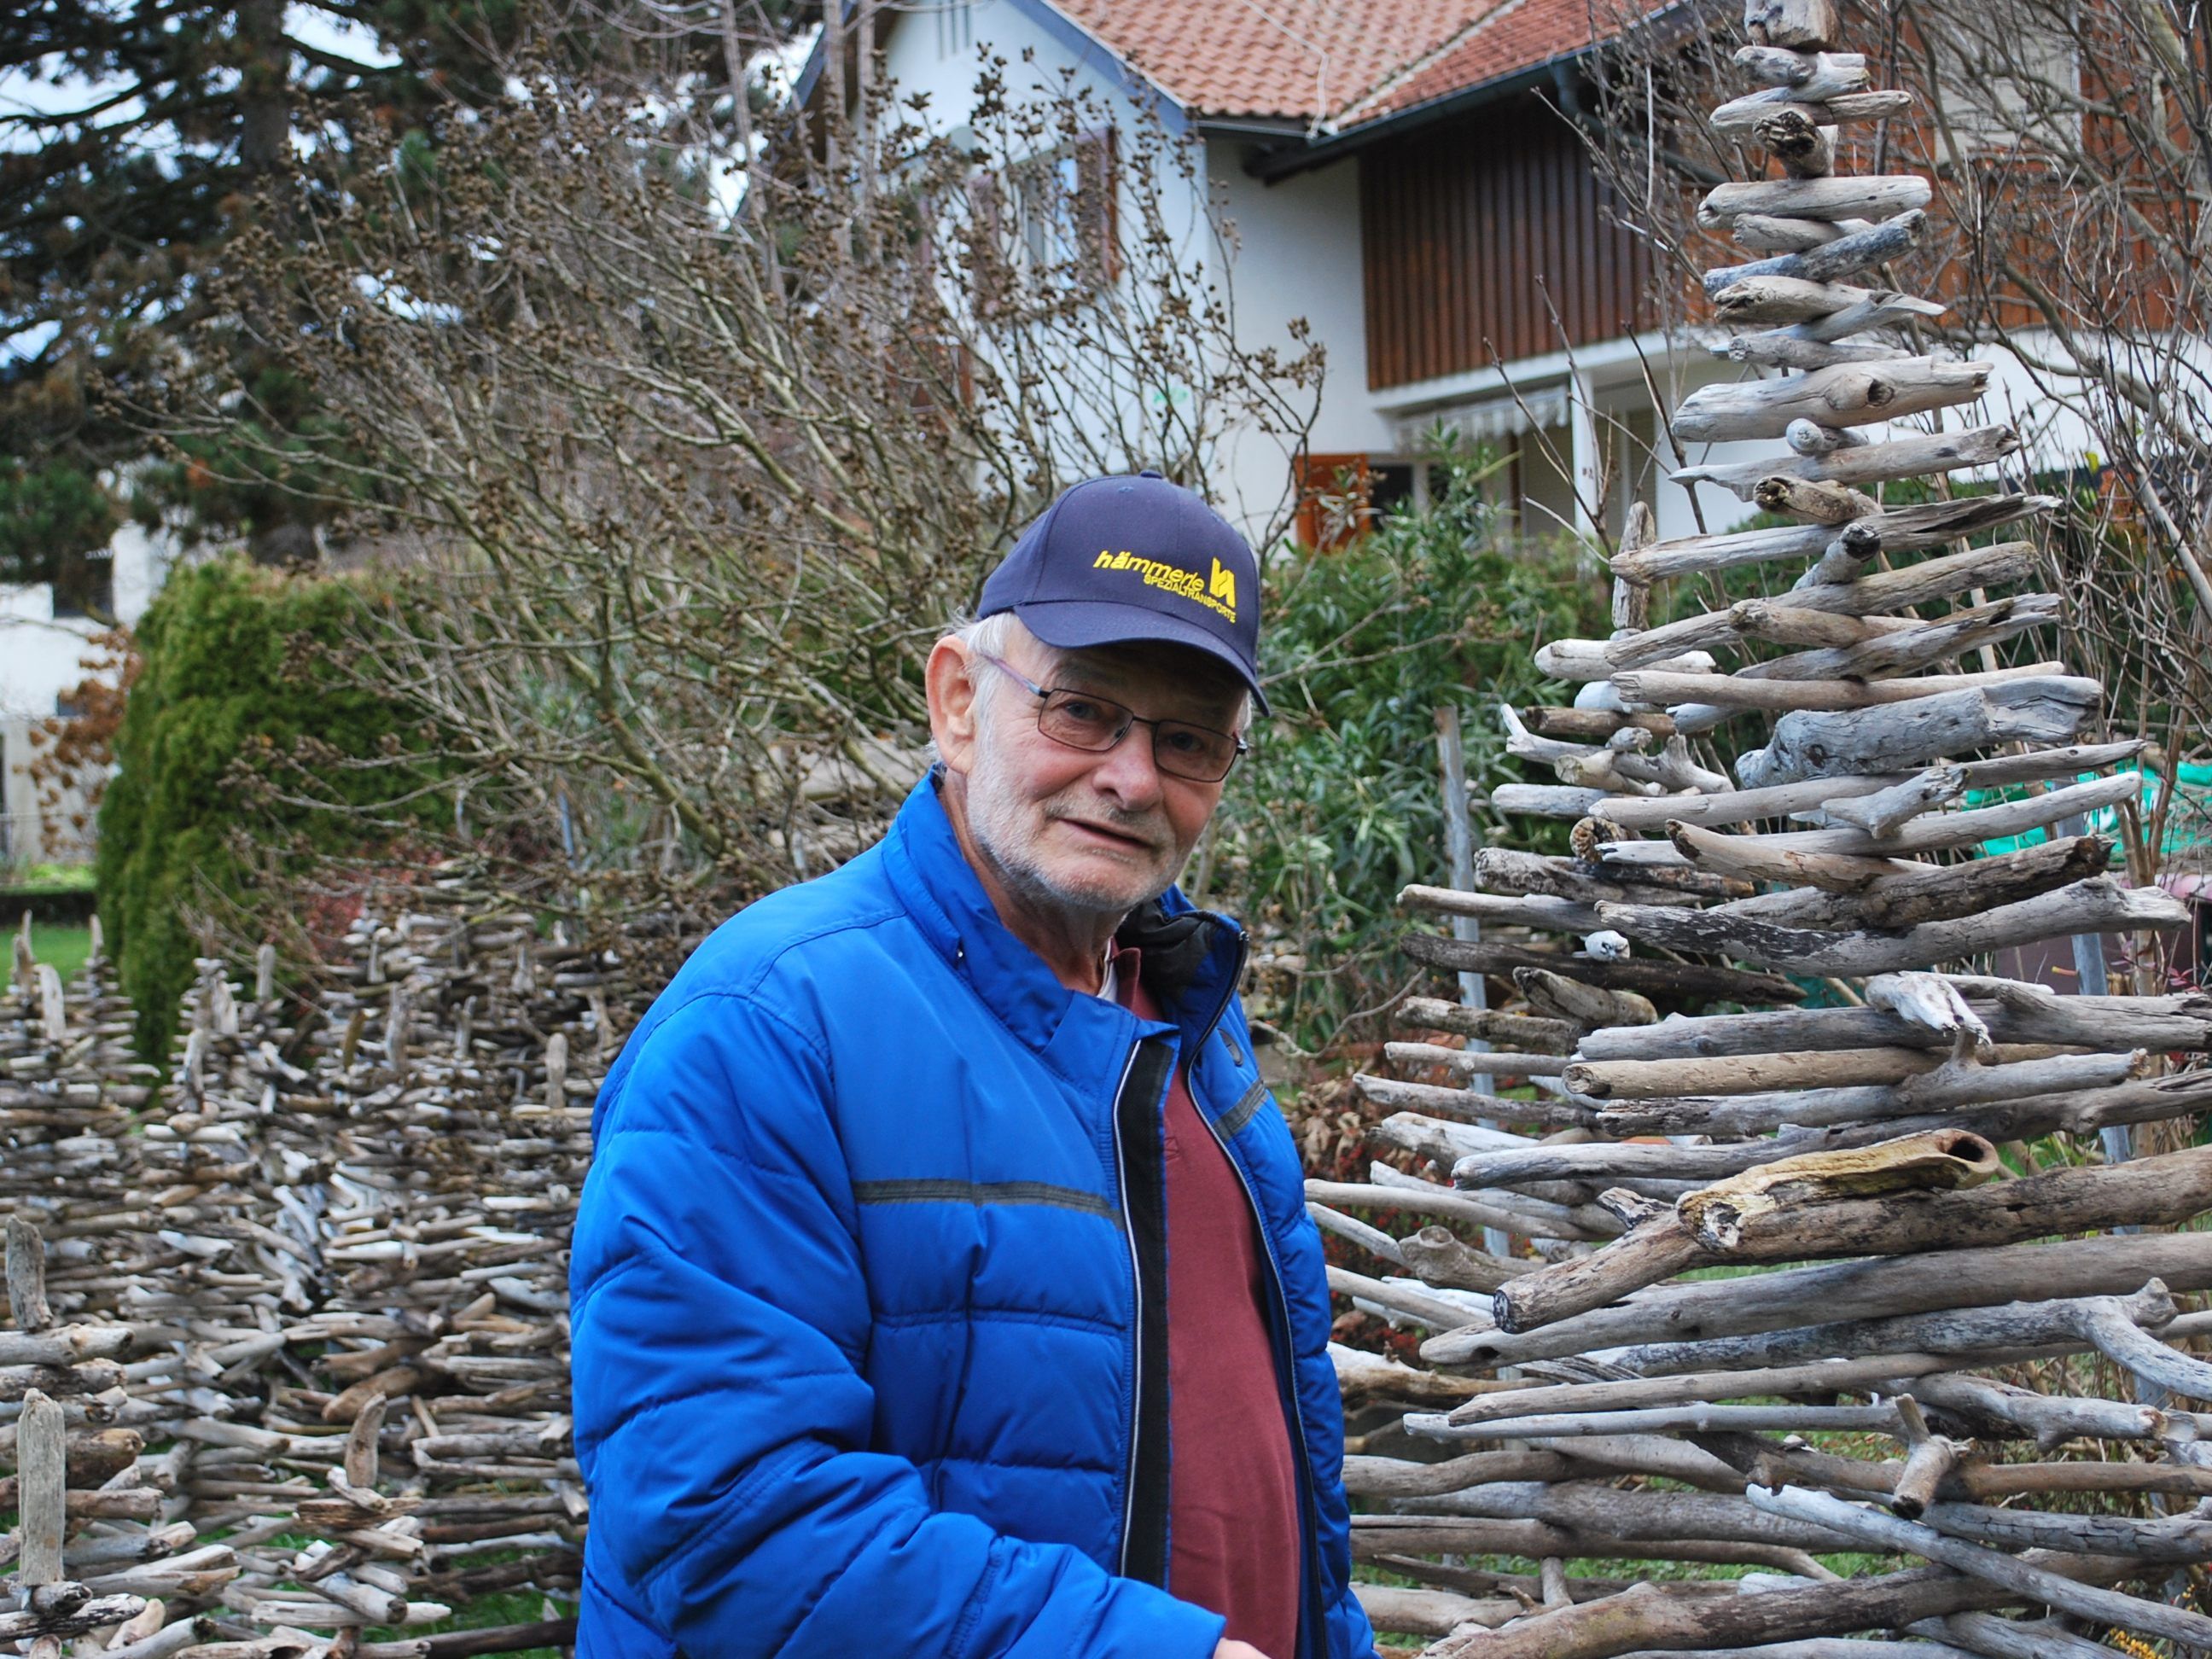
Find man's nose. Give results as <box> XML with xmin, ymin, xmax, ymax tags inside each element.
<box><xmin>1091</xmin><ymin>722</ymin><xmax>1167</xmax><ymax>806</ymax></box>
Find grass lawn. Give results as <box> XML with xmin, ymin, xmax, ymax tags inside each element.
<box><xmin>22</xmin><ymin>919</ymin><xmax>94</xmax><ymax>982</ymax></box>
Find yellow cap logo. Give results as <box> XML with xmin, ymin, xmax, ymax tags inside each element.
<box><xmin>1090</xmin><ymin>549</ymin><xmax>1238</xmax><ymax>623</ymax></box>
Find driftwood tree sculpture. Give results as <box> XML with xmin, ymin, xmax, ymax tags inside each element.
<box><xmin>1327</xmin><ymin>3</ymin><xmax>2212</xmax><ymax>1651</ymax></box>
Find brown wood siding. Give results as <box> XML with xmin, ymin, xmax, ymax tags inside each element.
<box><xmin>1361</xmin><ymin>96</ymin><xmax>1654</xmax><ymax>391</ymax></box>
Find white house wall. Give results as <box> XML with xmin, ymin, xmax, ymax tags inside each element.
<box><xmin>0</xmin><ymin>521</ymin><xmax>172</xmax><ymax>867</ymax></box>
<box><xmin>1207</xmin><ymin>144</ymin><xmax>1394</xmax><ymax>540</ymax></box>
<box><xmin>873</xmin><ymin>8</ymin><xmax>1359</xmax><ymax>549</ymax></box>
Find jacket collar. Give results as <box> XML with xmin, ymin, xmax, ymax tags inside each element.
<box><xmin>877</xmin><ymin>771</ymin><xmax>1244</xmax><ymax>1056</ymax></box>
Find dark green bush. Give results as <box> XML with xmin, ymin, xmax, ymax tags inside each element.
<box><xmin>1208</xmin><ymin>452</ymin><xmax>1611</xmax><ymax>1052</ymax></box>
<box><xmin>97</xmin><ymin>559</ymin><xmax>422</xmax><ymax>1061</ymax></box>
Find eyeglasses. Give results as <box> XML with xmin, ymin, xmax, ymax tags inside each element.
<box><xmin>971</xmin><ymin>651</ymin><xmax>1249</xmax><ymax>783</ymax></box>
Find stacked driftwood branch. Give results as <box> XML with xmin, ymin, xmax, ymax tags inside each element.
<box><xmin>1320</xmin><ymin>3</ymin><xmax>2212</xmax><ymax>1652</ymax></box>
<box><xmin>0</xmin><ymin>892</ymin><xmax>643</xmax><ymax>1656</ymax></box>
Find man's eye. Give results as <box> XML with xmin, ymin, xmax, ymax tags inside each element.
<box><xmin>1160</xmin><ymin>727</ymin><xmax>1208</xmax><ymax>755</ymax></box>
<box><xmin>1057</xmin><ymin>697</ymin><xmax>1112</xmax><ymax>725</ymax></box>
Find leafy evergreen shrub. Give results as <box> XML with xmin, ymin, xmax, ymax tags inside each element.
<box><xmin>1210</xmin><ymin>451</ymin><xmax>1611</xmax><ymax>1051</ymax></box>
<box><xmin>97</xmin><ymin>559</ymin><xmax>419</xmax><ymax>1061</ymax></box>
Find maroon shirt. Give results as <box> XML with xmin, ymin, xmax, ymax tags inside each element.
<box><xmin>1121</xmin><ymin>960</ymin><xmax>1302</xmax><ymax>1659</ymax></box>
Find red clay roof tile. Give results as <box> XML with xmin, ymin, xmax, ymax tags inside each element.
<box><xmin>1045</xmin><ymin>0</ymin><xmax>1516</xmax><ymax>125</ymax></box>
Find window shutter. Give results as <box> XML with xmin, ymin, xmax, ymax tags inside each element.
<box><xmin>1293</xmin><ymin>453</ymin><xmax>1376</xmax><ymax>550</ymax></box>
<box><xmin>1074</xmin><ymin>125</ymin><xmax>1120</xmax><ymax>285</ymax></box>
<box><xmin>965</xmin><ymin>167</ymin><xmax>1008</xmax><ymax>312</ymax></box>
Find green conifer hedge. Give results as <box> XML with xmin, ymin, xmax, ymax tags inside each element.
<box><xmin>97</xmin><ymin>559</ymin><xmax>420</xmax><ymax>1062</ymax></box>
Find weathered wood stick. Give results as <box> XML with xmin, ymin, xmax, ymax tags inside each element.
<box><xmin>1384</xmin><ymin>1041</ymin><xmax>1569</xmax><ymax>1079</ymax></box>
<box><xmin>1394</xmin><ymin>997</ymin><xmax>1578</xmax><ymax>1051</ymax></box>
<box><xmin>1398</xmin><ymin>935</ymin><xmax>1805</xmax><ymax>1004</ymax></box>
<box><xmin>1522</xmin><ymin>707</ymin><xmax>1679</xmax><ymax>741</ymax></box>
<box><xmin>1682</xmin><ymin>1139</ymin><xmax>2212</xmax><ymax>1258</ymax></box>
<box><xmin>1732</xmin><ymin>677</ymin><xmax>2100</xmax><ymax>788</ymax></box>
<box><xmin>1584</xmin><ymin>745</ymin><xmax>2136</xmax><ymax>832</ymax></box>
<box><xmin>1412</xmin><ymin>1400</ymin><xmax>1906</xmax><ymax>1441</ymax></box>
<box><xmin>1443</xmin><ymin>1353</ymin><xmax>1952</xmax><ymax>1426</ymax></box>
<box><xmin>15</xmin><ymin>1385</ymin><xmax>66</xmax><ymax>1584</ymax></box>
<box><xmin>1492</xmin><ymin>784</ymin><xmax>1615</xmax><ymax>818</ymax></box>
<box><xmin>1535</xmin><ymin>638</ymin><xmax>1720</xmax><ymax>682</ymax></box>
<box><xmin>1817</xmin><ymin>765</ymin><xmax>1969</xmax><ymax>837</ymax></box>
<box><xmin>1615</xmin><ymin>1281</ymin><xmax>2180</xmax><ymax>1377</ymax></box>
<box><xmin>1703</xmin><ymin>210</ymin><xmax>1927</xmax><ymax>296</ymax></box>
<box><xmin>1743</xmin><ymin>3</ymin><xmax>1841</xmax><ymax>54</ymax></box>
<box><xmin>1399</xmin><ymin>886</ymin><xmax>1604</xmax><ymax>933</ymax></box>
<box><xmin>1516</xmin><ymin>969</ymin><xmax>1660</xmax><ymax>1031</ymax></box>
<box><xmin>1342</xmin><ymin>1447</ymin><xmax>1572</xmax><ymax>1499</ymax></box>
<box><xmin>1496</xmin><ymin>1129</ymin><xmax>2091</xmax><ymax>1331</ymax></box>
<box><xmin>1915</xmin><ymin>1499</ymin><xmax>2212</xmax><ymax>1563</ymax></box>
<box><xmin>1564</xmin><ymin>1046</ymin><xmax>1949</xmax><ymax>1101</ymax></box>
<box><xmin>1747</xmin><ymin>1485</ymin><xmax>2212</xmax><ymax>1647</ymax></box>
<box><xmin>1473</xmin><ymin>847</ymin><xmax>1749</xmax><ymax>903</ymax></box>
<box><xmin>1698</xmin><ymin>178</ymin><xmax>1930</xmax><ymax>229</ymax></box>
<box><xmin>1576</xmin><ymin>983</ymin><xmax>2212</xmax><ymax>1060</ymax></box>
<box><xmin>1784</xmin><ymin>538</ymin><xmax>2041</xmax><ymax>616</ymax></box>
<box><xmin>1422</xmin><ymin>1230</ymin><xmax>2212</xmax><ymax>1368</ymax></box>
<box><xmin>1331</xmin><ymin>1346</ymin><xmax>1501</xmax><ymax>1413</ymax></box>
<box><xmin>1353</xmin><ymin>1073</ymin><xmax>1595</xmax><ymax>1132</ymax></box>
<box><xmin>1397</xmin><ymin>1225</ymin><xmax>1540</xmax><ymax>1292</ymax></box>
<box><xmin>1533</xmin><ymin>1431</ymin><xmax>1750</xmax><ymax>1493</ymax></box>
<box><xmin>1907</xmin><ymin>1370</ymin><xmax>2187</xmax><ymax>1447</ymax></box>
<box><xmin>1611</xmin><ymin>497</ymin><xmax>2042</xmax><ymax>585</ymax></box>
<box><xmin>1734</xmin><ymin>45</ymin><xmax>1866</xmax><ymax>87</ymax></box>
<box><xmin>1597</xmin><ymin>876</ymin><xmax>2187</xmax><ymax>977</ymax></box>
<box><xmin>1675</xmin><ymin>423</ymin><xmax>2021</xmax><ymax>498</ymax></box>
<box><xmin>1752</xmin><ymin>125</ymin><xmax>1837</xmax><ymax>192</ymax></box>
<box><xmin>1402</xmin><ymin>1480</ymin><xmax>1876</xmax><ymax>1555</ymax></box>
<box><xmin>7</xmin><ymin>1216</ymin><xmax>55</xmax><ymax>1333</ymax></box>
<box><xmin>2061</xmin><ymin>1294</ymin><xmax>2212</xmax><ymax>1400</ymax></box>
<box><xmin>1618</xmin><ymin>663</ymin><xmax>2063</xmax><ymax>713</ymax></box>
<box><xmin>1307</xmin><ymin>1178</ymin><xmax>1596</xmax><ymax>1243</ymax></box>
<box><xmin>1420</xmin><ymin>1555</ymin><xmax>2133</xmax><ymax>1659</ymax></box>
<box><xmin>1736</xmin><ymin>592</ymin><xmax>2059</xmax><ymax>684</ymax></box>
<box><xmin>1327</xmin><ymin>1266</ymin><xmax>1480</xmax><ymax>1330</ymax></box>
<box><xmin>1352</xmin><ymin>1514</ymin><xmax>1842</xmax><ymax>1574</ymax></box>
<box><xmin>1309</xmin><ymin>1201</ymin><xmax>1404</xmax><ymax>1265</ymax></box>
<box><xmin>1601</xmin><ymin>544</ymin><xmax>2040</xmax><ymax>670</ymax></box>
<box><xmin>1673</xmin><ymin>350</ymin><xmax>1983</xmax><ymax>442</ymax></box>
<box><xmin>1711</xmin><ymin>88</ymin><xmax>1915</xmax><ymax>131</ymax></box>
<box><xmin>1751</xmin><ymin>470</ymin><xmax>1887</xmax><ymax>521</ymax></box>
<box><xmin>1661</xmin><ymin>773</ymin><xmax>2139</xmax><ymax>880</ymax></box>
<box><xmin>1603</xmin><ymin>1064</ymin><xmax>2212</xmax><ymax>1143</ymax></box>
<box><xmin>1357</xmin><ymin>1582</ymin><xmax>1523</xmax><ymax>1637</ymax></box>
<box><xmin>1915</xmin><ymin>1611</ymin><xmax>2121</xmax><ymax>1659</ymax></box>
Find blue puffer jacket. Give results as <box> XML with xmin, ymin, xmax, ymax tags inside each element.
<box><xmin>570</xmin><ymin>774</ymin><xmax>1376</xmax><ymax>1659</ymax></box>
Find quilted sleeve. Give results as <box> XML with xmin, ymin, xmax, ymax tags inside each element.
<box><xmin>568</xmin><ymin>992</ymin><xmax>1225</xmax><ymax>1659</ymax></box>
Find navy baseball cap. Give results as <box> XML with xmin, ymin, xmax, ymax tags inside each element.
<box><xmin>978</xmin><ymin>469</ymin><xmax>1268</xmax><ymax>714</ymax></box>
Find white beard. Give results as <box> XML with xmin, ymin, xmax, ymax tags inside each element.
<box><xmin>963</xmin><ymin>710</ymin><xmax>1178</xmax><ymax>919</ymax></box>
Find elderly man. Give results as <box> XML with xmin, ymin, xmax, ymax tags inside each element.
<box><xmin>570</xmin><ymin>471</ymin><xmax>1376</xmax><ymax>1659</ymax></box>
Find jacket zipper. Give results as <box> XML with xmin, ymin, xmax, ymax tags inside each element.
<box><xmin>1107</xmin><ymin>1040</ymin><xmax>1145</xmax><ymax>1576</ymax></box>
<box><xmin>1190</xmin><ymin>928</ymin><xmax>1323</xmax><ymax>1658</ymax></box>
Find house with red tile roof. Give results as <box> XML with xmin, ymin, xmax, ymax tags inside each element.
<box><xmin>808</xmin><ymin>0</ymin><xmax>1763</xmax><ymax>548</ymax></box>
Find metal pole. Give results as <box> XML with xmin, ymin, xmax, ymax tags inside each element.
<box><xmin>1435</xmin><ymin>707</ymin><xmax>1510</xmax><ymax>1259</ymax></box>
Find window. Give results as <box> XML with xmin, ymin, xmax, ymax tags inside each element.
<box><xmin>1924</xmin><ymin>11</ymin><xmax>2080</xmax><ymax>163</ymax></box>
<box><xmin>967</xmin><ymin>127</ymin><xmax>1119</xmax><ymax>308</ymax></box>
<box><xmin>50</xmin><ymin>543</ymin><xmax>114</xmax><ymax>620</ymax></box>
<box><xmin>934</xmin><ymin>0</ymin><xmax>972</xmax><ymax>59</ymax></box>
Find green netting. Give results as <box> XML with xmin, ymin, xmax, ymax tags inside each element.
<box><xmin>1968</xmin><ymin>760</ymin><xmax>2212</xmax><ymax>858</ymax></box>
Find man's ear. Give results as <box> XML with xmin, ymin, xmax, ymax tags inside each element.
<box><xmin>926</xmin><ymin>637</ymin><xmax>982</xmax><ymax>776</ymax></box>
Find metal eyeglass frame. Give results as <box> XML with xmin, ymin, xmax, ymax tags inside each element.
<box><xmin>969</xmin><ymin>649</ymin><xmax>1249</xmax><ymax>783</ymax></box>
